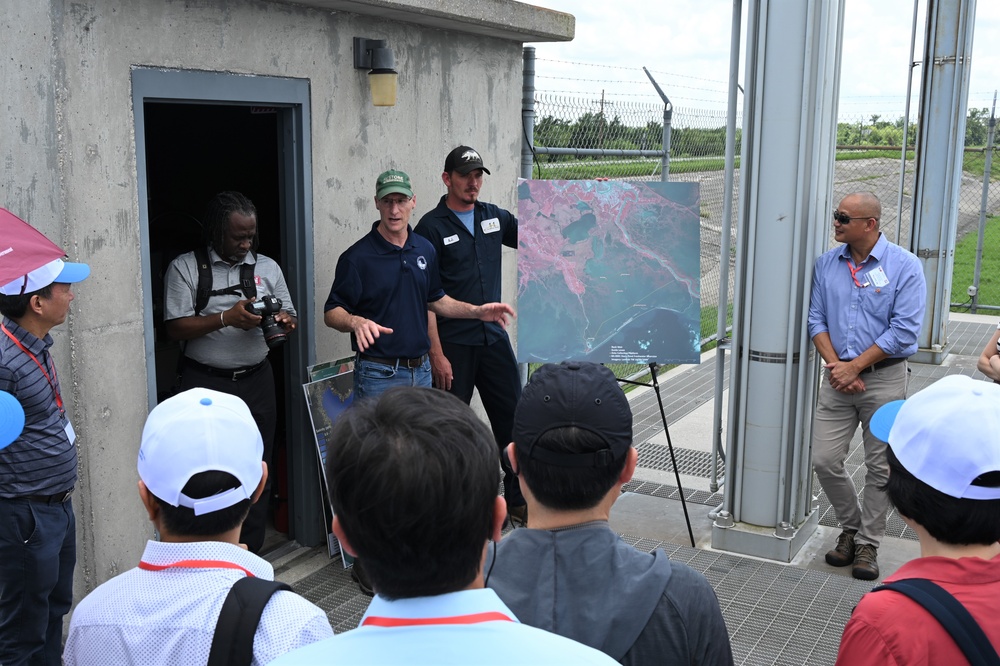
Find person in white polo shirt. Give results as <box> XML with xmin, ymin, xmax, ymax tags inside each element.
<box><xmin>63</xmin><ymin>388</ymin><xmax>332</xmax><ymax>666</ymax></box>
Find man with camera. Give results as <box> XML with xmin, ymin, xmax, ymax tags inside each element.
<box><xmin>164</xmin><ymin>191</ymin><xmax>297</xmax><ymax>554</ymax></box>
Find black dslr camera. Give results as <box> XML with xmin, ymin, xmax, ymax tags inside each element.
<box><xmin>244</xmin><ymin>295</ymin><xmax>287</xmax><ymax>348</ymax></box>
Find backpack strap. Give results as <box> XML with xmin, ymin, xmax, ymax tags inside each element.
<box><xmin>239</xmin><ymin>255</ymin><xmax>257</xmax><ymax>301</ymax></box>
<box><xmin>194</xmin><ymin>248</ymin><xmax>257</xmax><ymax>316</ymax></box>
<box><xmin>872</xmin><ymin>579</ymin><xmax>1000</xmax><ymax>666</ymax></box>
<box><xmin>207</xmin><ymin>576</ymin><xmax>293</xmax><ymax>666</ymax></box>
<box><xmin>194</xmin><ymin>246</ymin><xmax>213</xmax><ymax>316</ymax></box>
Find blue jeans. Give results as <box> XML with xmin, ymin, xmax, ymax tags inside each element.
<box><xmin>354</xmin><ymin>356</ymin><xmax>432</xmax><ymax>401</ymax></box>
<box><xmin>0</xmin><ymin>497</ymin><xmax>76</xmax><ymax>666</ymax></box>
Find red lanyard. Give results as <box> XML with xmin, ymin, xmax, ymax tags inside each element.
<box><xmin>138</xmin><ymin>559</ymin><xmax>255</xmax><ymax>577</ymax></box>
<box><xmin>847</xmin><ymin>259</ymin><xmax>868</xmax><ymax>288</ymax></box>
<box><xmin>1</xmin><ymin>322</ymin><xmax>63</xmax><ymax>413</ymax></box>
<box><xmin>362</xmin><ymin>611</ymin><xmax>513</xmax><ymax>627</ymax></box>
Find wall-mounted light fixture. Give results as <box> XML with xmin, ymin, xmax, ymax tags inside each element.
<box><xmin>353</xmin><ymin>37</ymin><xmax>397</xmax><ymax>107</ymax></box>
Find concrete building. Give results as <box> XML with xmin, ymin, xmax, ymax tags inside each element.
<box><xmin>2</xmin><ymin>0</ymin><xmax>572</xmax><ymax>599</ymax></box>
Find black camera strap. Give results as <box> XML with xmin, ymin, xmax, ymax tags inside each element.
<box><xmin>194</xmin><ymin>246</ymin><xmax>258</xmax><ymax>316</ymax></box>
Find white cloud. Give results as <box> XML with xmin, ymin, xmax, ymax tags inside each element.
<box><xmin>529</xmin><ymin>0</ymin><xmax>999</xmax><ymax>116</ymax></box>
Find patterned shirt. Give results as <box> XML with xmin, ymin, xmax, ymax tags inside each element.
<box><xmin>63</xmin><ymin>540</ymin><xmax>333</xmax><ymax>666</ymax></box>
<box><xmin>0</xmin><ymin>316</ymin><xmax>76</xmax><ymax>496</ymax></box>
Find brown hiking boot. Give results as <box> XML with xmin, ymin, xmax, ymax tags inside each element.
<box><xmin>852</xmin><ymin>544</ymin><xmax>880</xmax><ymax>580</ymax></box>
<box><xmin>825</xmin><ymin>529</ymin><xmax>857</xmax><ymax>567</ymax></box>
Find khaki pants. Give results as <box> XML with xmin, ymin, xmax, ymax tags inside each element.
<box><xmin>812</xmin><ymin>361</ymin><xmax>908</xmax><ymax>548</ymax></box>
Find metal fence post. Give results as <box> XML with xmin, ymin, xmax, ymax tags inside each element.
<box><xmin>643</xmin><ymin>67</ymin><xmax>672</xmax><ymax>181</ymax></box>
<box><xmin>521</xmin><ymin>47</ymin><xmax>536</xmax><ymax>181</ymax></box>
<box><xmin>519</xmin><ymin>46</ymin><xmax>535</xmax><ymax>387</ymax></box>
<box><xmin>971</xmin><ymin>92</ymin><xmax>997</xmax><ymax>314</ymax></box>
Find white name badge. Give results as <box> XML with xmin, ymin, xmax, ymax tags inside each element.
<box><xmin>481</xmin><ymin>218</ymin><xmax>501</xmax><ymax>234</ymax></box>
<box><xmin>64</xmin><ymin>418</ymin><xmax>76</xmax><ymax>445</ymax></box>
<box><xmin>867</xmin><ymin>266</ymin><xmax>889</xmax><ymax>288</ymax></box>
<box><xmin>444</xmin><ymin>234</ymin><xmax>460</xmax><ymax>246</ymax></box>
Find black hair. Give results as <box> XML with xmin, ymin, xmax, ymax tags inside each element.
<box><xmin>153</xmin><ymin>470</ymin><xmax>252</xmax><ymax>537</ymax></box>
<box><xmin>884</xmin><ymin>447</ymin><xmax>1000</xmax><ymax>546</ymax></box>
<box><xmin>327</xmin><ymin>387</ymin><xmax>499</xmax><ymax>600</ymax></box>
<box><xmin>0</xmin><ymin>284</ymin><xmax>55</xmax><ymax>320</ymax></box>
<box><xmin>203</xmin><ymin>191</ymin><xmax>258</xmax><ymax>254</ymax></box>
<box><xmin>516</xmin><ymin>426</ymin><xmax>628</xmax><ymax>511</ymax></box>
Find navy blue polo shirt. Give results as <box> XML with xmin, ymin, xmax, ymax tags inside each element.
<box><xmin>325</xmin><ymin>222</ymin><xmax>444</xmax><ymax>358</ymax></box>
<box><xmin>414</xmin><ymin>196</ymin><xmax>517</xmax><ymax>346</ymax></box>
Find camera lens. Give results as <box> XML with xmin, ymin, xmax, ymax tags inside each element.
<box><xmin>260</xmin><ymin>315</ymin><xmax>287</xmax><ymax>349</ymax></box>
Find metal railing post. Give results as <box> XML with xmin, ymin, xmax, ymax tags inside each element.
<box><xmin>971</xmin><ymin>92</ymin><xmax>997</xmax><ymax>314</ymax></box>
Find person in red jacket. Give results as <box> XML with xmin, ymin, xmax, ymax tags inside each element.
<box><xmin>836</xmin><ymin>375</ymin><xmax>1000</xmax><ymax>664</ymax></box>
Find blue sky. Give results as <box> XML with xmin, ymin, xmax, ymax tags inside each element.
<box><xmin>529</xmin><ymin>1</ymin><xmax>999</xmax><ymax>118</ymax></box>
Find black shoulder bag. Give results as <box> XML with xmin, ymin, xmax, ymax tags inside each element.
<box><xmin>206</xmin><ymin>576</ymin><xmax>292</xmax><ymax>666</ymax></box>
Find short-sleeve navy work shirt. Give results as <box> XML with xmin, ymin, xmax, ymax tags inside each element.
<box><xmin>414</xmin><ymin>196</ymin><xmax>517</xmax><ymax>346</ymax></box>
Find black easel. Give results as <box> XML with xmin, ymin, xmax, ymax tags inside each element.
<box><xmin>616</xmin><ymin>361</ymin><xmax>696</xmax><ymax>548</ymax></box>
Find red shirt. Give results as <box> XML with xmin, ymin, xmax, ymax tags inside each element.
<box><xmin>836</xmin><ymin>553</ymin><xmax>1000</xmax><ymax>665</ymax></box>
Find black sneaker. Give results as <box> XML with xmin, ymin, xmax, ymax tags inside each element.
<box><xmin>825</xmin><ymin>529</ymin><xmax>857</xmax><ymax>567</ymax></box>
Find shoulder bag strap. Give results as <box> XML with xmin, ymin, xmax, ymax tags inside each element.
<box><xmin>207</xmin><ymin>576</ymin><xmax>293</xmax><ymax>666</ymax></box>
<box><xmin>873</xmin><ymin>579</ymin><xmax>1000</xmax><ymax>666</ymax></box>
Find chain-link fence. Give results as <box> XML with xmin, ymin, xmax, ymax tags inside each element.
<box><xmin>529</xmin><ymin>93</ymin><xmax>999</xmax><ymax>376</ymax></box>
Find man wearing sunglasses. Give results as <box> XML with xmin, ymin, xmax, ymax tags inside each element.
<box><xmin>807</xmin><ymin>191</ymin><xmax>926</xmax><ymax>581</ymax></box>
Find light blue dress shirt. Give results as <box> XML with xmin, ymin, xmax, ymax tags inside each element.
<box><xmin>808</xmin><ymin>233</ymin><xmax>926</xmax><ymax>359</ymax></box>
<box><xmin>270</xmin><ymin>587</ymin><xmax>617</xmax><ymax>665</ymax></box>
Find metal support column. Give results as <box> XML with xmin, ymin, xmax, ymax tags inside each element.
<box><xmin>909</xmin><ymin>0</ymin><xmax>978</xmax><ymax>363</ymax></box>
<box><xmin>712</xmin><ymin>0</ymin><xmax>844</xmax><ymax>562</ymax></box>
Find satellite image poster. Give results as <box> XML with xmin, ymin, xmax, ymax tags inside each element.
<box><xmin>517</xmin><ymin>179</ymin><xmax>700</xmax><ymax>365</ymax></box>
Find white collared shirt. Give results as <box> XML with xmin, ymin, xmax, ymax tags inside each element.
<box><xmin>64</xmin><ymin>540</ymin><xmax>333</xmax><ymax>666</ymax></box>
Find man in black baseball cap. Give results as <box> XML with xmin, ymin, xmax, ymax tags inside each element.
<box><xmin>486</xmin><ymin>362</ymin><xmax>733</xmax><ymax>665</ymax></box>
<box><xmin>414</xmin><ymin>145</ymin><xmax>524</xmax><ymax>525</ymax></box>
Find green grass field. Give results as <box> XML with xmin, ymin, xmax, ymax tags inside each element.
<box><xmin>530</xmin><ymin>147</ymin><xmax>997</xmax><ymax>181</ymax></box>
<box><xmin>951</xmin><ymin>214</ymin><xmax>1000</xmax><ymax>311</ymax></box>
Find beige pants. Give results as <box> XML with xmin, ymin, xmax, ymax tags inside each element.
<box><xmin>811</xmin><ymin>361</ymin><xmax>908</xmax><ymax>548</ymax></box>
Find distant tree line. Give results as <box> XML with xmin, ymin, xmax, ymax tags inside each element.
<box><xmin>533</xmin><ymin>108</ymin><xmax>993</xmax><ymax>162</ymax></box>
<box><xmin>533</xmin><ymin>113</ymin><xmax>742</xmax><ymax>161</ymax></box>
<box><xmin>837</xmin><ymin>108</ymin><xmax>992</xmax><ymax>148</ymax></box>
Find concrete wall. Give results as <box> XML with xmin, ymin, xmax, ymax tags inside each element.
<box><xmin>1</xmin><ymin>0</ymin><xmax>568</xmax><ymax>600</ymax></box>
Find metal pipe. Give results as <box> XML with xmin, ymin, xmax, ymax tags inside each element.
<box><xmin>642</xmin><ymin>67</ymin><xmax>672</xmax><ymax>181</ymax></box>
<box><xmin>712</xmin><ymin>0</ymin><xmax>742</xmax><ymax>494</ymax></box>
<box><xmin>895</xmin><ymin>0</ymin><xmax>920</xmax><ymax>246</ymax></box>
<box><xmin>972</xmin><ymin>92</ymin><xmax>997</xmax><ymax>314</ymax></box>
<box><xmin>521</xmin><ymin>47</ymin><xmax>536</xmax><ymax>180</ymax></box>
<box><xmin>519</xmin><ymin>47</ymin><xmax>535</xmax><ymax>388</ymax></box>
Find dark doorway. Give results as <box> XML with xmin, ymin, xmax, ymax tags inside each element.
<box><xmin>143</xmin><ymin>102</ymin><xmax>292</xmax><ymax>550</ymax></box>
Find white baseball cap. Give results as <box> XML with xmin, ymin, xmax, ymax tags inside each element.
<box><xmin>138</xmin><ymin>388</ymin><xmax>264</xmax><ymax>515</ymax></box>
<box><xmin>0</xmin><ymin>258</ymin><xmax>91</xmax><ymax>296</ymax></box>
<box><xmin>0</xmin><ymin>391</ymin><xmax>25</xmax><ymax>450</ymax></box>
<box><xmin>870</xmin><ymin>375</ymin><xmax>1000</xmax><ymax>500</ymax></box>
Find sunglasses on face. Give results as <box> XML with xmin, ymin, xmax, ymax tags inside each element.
<box><xmin>832</xmin><ymin>210</ymin><xmax>871</xmax><ymax>225</ymax></box>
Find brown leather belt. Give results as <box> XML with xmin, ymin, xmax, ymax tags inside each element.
<box><xmin>358</xmin><ymin>353</ymin><xmax>428</xmax><ymax>369</ymax></box>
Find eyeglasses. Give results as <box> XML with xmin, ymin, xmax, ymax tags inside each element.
<box><xmin>832</xmin><ymin>210</ymin><xmax>873</xmax><ymax>225</ymax></box>
<box><xmin>379</xmin><ymin>196</ymin><xmax>411</xmax><ymax>208</ymax></box>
